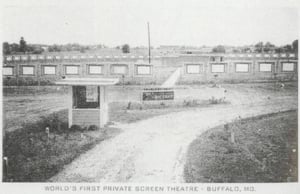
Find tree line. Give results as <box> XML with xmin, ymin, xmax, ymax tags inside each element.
<box><xmin>3</xmin><ymin>37</ymin><xmax>298</xmax><ymax>55</ymax></box>
<box><xmin>212</xmin><ymin>40</ymin><xmax>298</xmax><ymax>53</ymax></box>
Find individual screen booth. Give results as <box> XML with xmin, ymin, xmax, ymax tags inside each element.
<box><xmin>56</xmin><ymin>78</ymin><xmax>119</xmax><ymax>128</ymax></box>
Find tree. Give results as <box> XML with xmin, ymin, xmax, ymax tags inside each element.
<box><xmin>274</xmin><ymin>47</ymin><xmax>285</xmax><ymax>53</ymax></box>
<box><xmin>292</xmin><ymin>39</ymin><xmax>298</xmax><ymax>53</ymax></box>
<box><xmin>3</xmin><ymin>42</ymin><xmax>10</xmax><ymax>55</ymax></box>
<box><xmin>264</xmin><ymin>42</ymin><xmax>275</xmax><ymax>53</ymax></box>
<box><xmin>122</xmin><ymin>44</ymin><xmax>130</xmax><ymax>53</ymax></box>
<box><xmin>19</xmin><ymin>37</ymin><xmax>27</xmax><ymax>53</ymax></box>
<box><xmin>212</xmin><ymin>45</ymin><xmax>225</xmax><ymax>53</ymax></box>
<box><xmin>10</xmin><ymin>43</ymin><xmax>20</xmax><ymax>53</ymax></box>
<box><xmin>254</xmin><ymin>42</ymin><xmax>264</xmax><ymax>53</ymax></box>
<box><xmin>283</xmin><ymin>44</ymin><xmax>292</xmax><ymax>52</ymax></box>
<box><xmin>241</xmin><ymin>47</ymin><xmax>251</xmax><ymax>53</ymax></box>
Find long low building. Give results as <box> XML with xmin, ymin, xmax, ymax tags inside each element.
<box><xmin>2</xmin><ymin>52</ymin><xmax>298</xmax><ymax>85</ymax></box>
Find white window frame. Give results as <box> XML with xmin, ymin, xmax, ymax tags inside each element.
<box><xmin>21</xmin><ymin>66</ymin><xmax>35</xmax><ymax>75</ymax></box>
<box><xmin>211</xmin><ymin>64</ymin><xmax>225</xmax><ymax>73</ymax></box>
<box><xmin>3</xmin><ymin>66</ymin><xmax>14</xmax><ymax>76</ymax></box>
<box><xmin>43</xmin><ymin>65</ymin><xmax>57</xmax><ymax>75</ymax></box>
<box><xmin>65</xmin><ymin>65</ymin><xmax>79</xmax><ymax>75</ymax></box>
<box><xmin>21</xmin><ymin>56</ymin><xmax>28</xmax><ymax>60</ymax></box>
<box><xmin>259</xmin><ymin>63</ymin><xmax>272</xmax><ymax>72</ymax></box>
<box><xmin>38</xmin><ymin>55</ymin><xmax>45</xmax><ymax>60</ymax></box>
<box><xmin>235</xmin><ymin>63</ymin><xmax>250</xmax><ymax>73</ymax></box>
<box><xmin>14</xmin><ymin>56</ymin><xmax>20</xmax><ymax>61</ymax></box>
<box><xmin>111</xmin><ymin>64</ymin><xmax>128</xmax><ymax>75</ymax></box>
<box><xmin>282</xmin><ymin>62</ymin><xmax>295</xmax><ymax>72</ymax></box>
<box><xmin>186</xmin><ymin>64</ymin><xmax>202</xmax><ymax>74</ymax></box>
<box><xmin>88</xmin><ymin>65</ymin><xmax>104</xmax><ymax>75</ymax></box>
<box><xmin>30</xmin><ymin>55</ymin><xmax>37</xmax><ymax>60</ymax></box>
<box><xmin>136</xmin><ymin>65</ymin><xmax>152</xmax><ymax>75</ymax></box>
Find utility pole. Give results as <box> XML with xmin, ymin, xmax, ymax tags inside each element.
<box><xmin>147</xmin><ymin>22</ymin><xmax>151</xmax><ymax>64</ymax></box>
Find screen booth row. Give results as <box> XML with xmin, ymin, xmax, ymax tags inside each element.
<box><xmin>184</xmin><ymin>62</ymin><xmax>297</xmax><ymax>74</ymax></box>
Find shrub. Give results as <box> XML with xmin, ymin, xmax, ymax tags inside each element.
<box><xmin>38</xmin><ymin>112</ymin><xmax>68</xmax><ymax>134</ymax></box>
<box><xmin>88</xmin><ymin>125</ymin><xmax>99</xmax><ymax>131</ymax></box>
<box><xmin>69</xmin><ymin>125</ymin><xmax>83</xmax><ymax>132</ymax></box>
<box><xmin>209</xmin><ymin>96</ymin><xmax>225</xmax><ymax>104</ymax></box>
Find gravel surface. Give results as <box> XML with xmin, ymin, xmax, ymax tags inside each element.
<box><xmin>50</xmin><ymin>94</ymin><xmax>297</xmax><ymax>182</ymax></box>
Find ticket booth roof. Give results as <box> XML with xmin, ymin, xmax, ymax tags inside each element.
<box><xmin>55</xmin><ymin>78</ymin><xmax>119</xmax><ymax>85</ymax></box>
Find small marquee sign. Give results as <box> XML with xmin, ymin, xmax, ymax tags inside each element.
<box><xmin>142</xmin><ymin>88</ymin><xmax>174</xmax><ymax>101</ymax></box>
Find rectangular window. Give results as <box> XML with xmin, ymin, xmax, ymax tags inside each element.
<box><xmin>22</xmin><ymin>66</ymin><xmax>35</xmax><ymax>75</ymax></box>
<box><xmin>3</xmin><ymin>67</ymin><xmax>13</xmax><ymax>75</ymax></box>
<box><xmin>6</xmin><ymin>56</ymin><xmax>12</xmax><ymax>61</ymax></box>
<box><xmin>73</xmin><ymin>86</ymin><xmax>99</xmax><ymax>109</ymax></box>
<box><xmin>235</xmin><ymin>63</ymin><xmax>249</xmax><ymax>72</ymax></box>
<box><xmin>65</xmin><ymin>65</ymin><xmax>79</xmax><ymax>75</ymax></box>
<box><xmin>21</xmin><ymin>56</ymin><xmax>28</xmax><ymax>60</ymax></box>
<box><xmin>43</xmin><ymin>66</ymin><xmax>56</xmax><ymax>75</ymax></box>
<box><xmin>282</xmin><ymin>62</ymin><xmax>295</xmax><ymax>72</ymax></box>
<box><xmin>30</xmin><ymin>55</ymin><xmax>37</xmax><ymax>60</ymax></box>
<box><xmin>14</xmin><ymin>56</ymin><xmax>20</xmax><ymax>61</ymax></box>
<box><xmin>259</xmin><ymin>63</ymin><xmax>272</xmax><ymax>72</ymax></box>
<box><xmin>186</xmin><ymin>64</ymin><xmax>202</xmax><ymax>74</ymax></box>
<box><xmin>211</xmin><ymin>64</ymin><xmax>225</xmax><ymax>73</ymax></box>
<box><xmin>88</xmin><ymin>65</ymin><xmax>103</xmax><ymax>74</ymax></box>
<box><xmin>136</xmin><ymin>65</ymin><xmax>151</xmax><ymax>75</ymax></box>
<box><xmin>111</xmin><ymin>65</ymin><xmax>128</xmax><ymax>74</ymax></box>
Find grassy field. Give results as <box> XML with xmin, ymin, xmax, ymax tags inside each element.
<box><xmin>3</xmin><ymin>82</ymin><xmax>297</xmax><ymax>132</ymax></box>
<box><xmin>184</xmin><ymin>110</ymin><xmax>298</xmax><ymax>183</ymax></box>
<box><xmin>2</xmin><ymin>83</ymin><xmax>297</xmax><ymax>182</ymax></box>
<box><xmin>3</xmin><ymin>110</ymin><xmax>121</xmax><ymax>182</ymax></box>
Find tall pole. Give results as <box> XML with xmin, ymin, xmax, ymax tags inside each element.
<box><xmin>147</xmin><ymin>22</ymin><xmax>151</xmax><ymax>64</ymax></box>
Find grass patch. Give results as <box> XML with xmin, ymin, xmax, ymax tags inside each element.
<box><xmin>184</xmin><ymin>110</ymin><xmax>298</xmax><ymax>183</ymax></box>
<box><xmin>109</xmin><ymin>99</ymin><xmax>229</xmax><ymax>124</ymax></box>
<box><xmin>3</xmin><ymin>109</ymin><xmax>121</xmax><ymax>182</ymax></box>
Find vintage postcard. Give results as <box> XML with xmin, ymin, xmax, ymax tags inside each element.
<box><xmin>0</xmin><ymin>0</ymin><xmax>299</xmax><ymax>193</ymax></box>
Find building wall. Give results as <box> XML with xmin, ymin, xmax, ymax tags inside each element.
<box><xmin>2</xmin><ymin>53</ymin><xmax>298</xmax><ymax>85</ymax></box>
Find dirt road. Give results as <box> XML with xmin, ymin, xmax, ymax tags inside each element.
<box><xmin>50</xmin><ymin>95</ymin><xmax>297</xmax><ymax>182</ymax></box>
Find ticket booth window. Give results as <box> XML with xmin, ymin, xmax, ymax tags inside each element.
<box><xmin>3</xmin><ymin>67</ymin><xmax>14</xmax><ymax>76</ymax></box>
<box><xmin>235</xmin><ymin>63</ymin><xmax>250</xmax><ymax>72</ymax></box>
<box><xmin>186</xmin><ymin>64</ymin><xmax>202</xmax><ymax>74</ymax></box>
<box><xmin>282</xmin><ymin>62</ymin><xmax>295</xmax><ymax>72</ymax></box>
<box><xmin>259</xmin><ymin>63</ymin><xmax>272</xmax><ymax>72</ymax></box>
<box><xmin>43</xmin><ymin>66</ymin><xmax>56</xmax><ymax>75</ymax></box>
<box><xmin>211</xmin><ymin>64</ymin><xmax>225</xmax><ymax>73</ymax></box>
<box><xmin>111</xmin><ymin>65</ymin><xmax>128</xmax><ymax>75</ymax></box>
<box><xmin>136</xmin><ymin>65</ymin><xmax>151</xmax><ymax>75</ymax></box>
<box><xmin>21</xmin><ymin>66</ymin><xmax>35</xmax><ymax>75</ymax></box>
<box><xmin>73</xmin><ymin>86</ymin><xmax>100</xmax><ymax>109</ymax></box>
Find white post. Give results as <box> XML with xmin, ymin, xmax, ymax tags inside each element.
<box><xmin>68</xmin><ymin>86</ymin><xmax>73</xmax><ymax>128</ymax></box>
<box><xmin>99</xmin><ymin>86</ymin><xmax>108</xmax><ymax>128</ymax></box>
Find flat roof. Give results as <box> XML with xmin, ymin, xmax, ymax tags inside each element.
<box><xmin>55</xmin><ymin>78</ymin><xmax>119</xmax><ymax>86</ymax></box>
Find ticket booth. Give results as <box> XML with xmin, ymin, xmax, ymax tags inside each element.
<box><xmin>56</xmin><ymin>78</ymin><xmax>119</xmax><ymax>128</ymax></box>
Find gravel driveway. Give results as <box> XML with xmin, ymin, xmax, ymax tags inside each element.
<box><xmin>50</xmin><ymin>93</ymin><xmax>297</xmax><ymax>182</ymax></box>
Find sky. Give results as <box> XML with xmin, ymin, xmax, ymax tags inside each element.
<box><xmin>1</xmin><ymin>0</ymin><xmax>299</xmax><ymax>47</ymax></box>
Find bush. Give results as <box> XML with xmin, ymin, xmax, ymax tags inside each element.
<box><xmin>88</xmin><ymin>125</ymin><xmax>99</xmax><ymax>131</ymax></box>
<box><xmin>209</xmin><ymin>96</ymin><xmax>225</xmax><ymax>104</ymax></box>
<box><xmin>38</xmin><ymin>111</ymin><xmax>68</xmax><ymax>134</ymax></box>
<box><xmin>69</xmin><ymin>125</ymin><xmax>83</xmax><ymax>132</ymax></box>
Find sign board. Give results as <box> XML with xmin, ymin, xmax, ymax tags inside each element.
<box><xmin>142</xmin><ymin>88</ymin><xmax>174</xmax><ymax>101</ymax></box>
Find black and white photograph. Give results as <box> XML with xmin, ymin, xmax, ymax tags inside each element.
<box><xmin>0</xmin><ymin>0</ymin><xmax>299</xmax><ymax>193</ymax></box>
